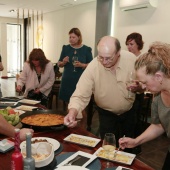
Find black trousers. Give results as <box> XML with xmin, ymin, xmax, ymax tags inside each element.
<box><xmin>131</xmin><ymin>93</ymin><xmax>145</xmax><ymax>138</ymax></box>
<box><xmin>97</xmin><ymin>106</ymin><xmax>136</xmax><ymax>153</ymax></box>
<box><xmin>162</xmin><ymin>151</ymin><xmax>170</xmax><ymax>170</ymax></box>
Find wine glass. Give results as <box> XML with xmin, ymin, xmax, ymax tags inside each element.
<box><xmin>102</xmin><ymin>133</ymin><xmax>116</xmax><ymax>168</ymax></box>
<box><xmin>72</xmin><ymin>56</ymin><xmax>78</xmax><ymax>72</ymax></box>
<box><xmin>126</xmin><ymin>71</ymin><xmax>135</xmax><ymax>98</ymax></box>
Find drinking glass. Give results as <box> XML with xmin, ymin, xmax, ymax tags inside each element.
<box><xmin>126</xmin><ymin>71</ymin><xmax>135</xmax><ymax>98</ymax></box>
<box><xmin>72</xmin><ymin>56</ymin><xmax>78</xmax><ymax>72</ymax></box>
<box><xmin>102</xmin><ymin>133</ymin><xmax>116</xmax><ymax>168</ymax></box>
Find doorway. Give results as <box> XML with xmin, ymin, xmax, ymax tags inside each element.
<box><xmin>7</xmin><ymin>23</ymin><xmax>22</xmax><ymax>77</ymax></box>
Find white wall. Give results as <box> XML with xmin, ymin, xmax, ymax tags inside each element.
<box><xmin>0</xmin><ymin>17</ymin><xmax>22</xmax><ymax>76</ymax></box>
<box><xmin>114</xmin><ymin>0</ymin><xmax>170</xmax><ymax>53</ymax></box>
<box><xmin>0</xmin><ymin>2</ymin><xmax>96</xmax><ymax>76</ymax></box>
<box><xmin>42</xmin><ymin>1</ymin><xmax>96</xmax><ymax>63</ymax></box>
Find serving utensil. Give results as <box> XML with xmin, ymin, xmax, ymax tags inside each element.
<box><xmin>113</xmin><ymin>135</ymin><xmax>125</xmax><ymax>159</ymax></box>
<box><xmin>63</xmin><ymin>155</ymin><xmax>81</xmax><ymax>166</ymax></box>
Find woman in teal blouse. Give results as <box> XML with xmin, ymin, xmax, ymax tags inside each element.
<box><xmin>58</xmin><ymin>28</ymin><xmax>93</xmax><ymax>103</ymax></box>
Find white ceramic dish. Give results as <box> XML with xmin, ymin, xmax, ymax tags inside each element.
<box><xmin>64</xmin><ymin>134</ymin><xmax>101</xmax><ymax>147</ymax></box>
<box><xmin>21</xmin><ymin>142</ymin><xmax>54</xmax><ymax>168</ymax></box>
<box><xmin>20</xmin><ymin>137</ymin><xmax>60</xmax><ymax>151</ymax></box>
<box><xmin>57</xmin><ymin>151</ymin><xmax>97</xmax><ymax>168</ymax></box>
<box><xmin>94</xmin><ymin>147</ymin><xmax>136</xmax><ymax>165</ymax></box>
<box><xmin>15</xmin><ymin>105</ymin><xmax>38</xmax><ymax>111</ymax></box>
<box><xmin>57</xmin><ymin>166</ymin><xmax>89</xmax><ymax>170</ymax></box>
<box><xmin>18</xmin><ymin>99</ymin><xmax>40</xmax><ymax>105</ymax></box>
<box><xmin>116</xmin><ymin>166</ymin><xmax>133</xmax><ymax>170</ymax></box>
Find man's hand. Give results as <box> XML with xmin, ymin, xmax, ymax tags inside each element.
<box><xmin>64</xmin><ymin>108</ymin><xmax>78</xmax><ymax>128</ymax></box>
<box><xmin>19</xmin><ymin>128</ymin><xmax>34</xmax><ymax>141</ymax></box>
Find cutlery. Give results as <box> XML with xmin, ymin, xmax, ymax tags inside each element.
<box><xmin>65</xmin><ymin>120</ymin><xmax>81</xmax><ymax>126</ymax></box>
<box><xmin>113</xmin><ymin>135</ymin><xmax>125</xmax><ymax>159</ymax></box>
<box><xmin>63</xmin><ymin>155</ymin><xmax>81</xmax><ymax>166</ymax></box>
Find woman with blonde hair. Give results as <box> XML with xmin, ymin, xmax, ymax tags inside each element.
<box><xmin>119</xmin><ymin>41</ymin><xmax>170</xmax><ymax>169</ymax></box>
<box><xmin>58</xmin><ymin>28</ymin><xmax>93</xmax><ymax>104</ymax></box>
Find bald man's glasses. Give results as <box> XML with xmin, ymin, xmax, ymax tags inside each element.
<box><xmin>97</xmin><ymin>55</ymin><xmax>115</xmax><ymax>63</ymax></box>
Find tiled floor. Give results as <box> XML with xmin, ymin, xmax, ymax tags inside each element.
<box><xmin>1</xmin><ymin>77</ymin><xmax>170</xmax><ymax>170</ymax></box>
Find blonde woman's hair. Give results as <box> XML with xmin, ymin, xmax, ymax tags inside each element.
<box><xmin>135</xmin><ymin>41</ymin><xmax>170</xmax><ymax>78</ymax></box>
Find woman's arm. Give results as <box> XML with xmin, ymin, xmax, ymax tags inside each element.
<box><xmin>0</xmin><ymin>55</ymin><xmax>4</xmax><ymax>71</ymax></box>
<box><xmin>119</xmin><ymin>124</ymin><xmax>165</xmax><ymax>149</ymax></box>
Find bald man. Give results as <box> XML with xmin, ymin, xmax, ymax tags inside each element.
<box><xmin>64</xmin><ymin>36</ymin><xmax>137</xmax><ymax>153</ymax></box>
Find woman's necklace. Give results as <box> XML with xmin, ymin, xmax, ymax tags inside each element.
<box><xmin>35</xmin><ymin>67</ymin><xmax>41</xmax><ymax>75</ymax></box>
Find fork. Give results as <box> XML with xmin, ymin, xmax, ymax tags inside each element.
<box><xmin>63</xmin><ymin>155</ymin><xmax>81</xmax><ymax>166</ymax></box>
<box><xmin>113</xmin><ymin>135</ymin><xmax>125</xmax><ymax>159</ymax></box>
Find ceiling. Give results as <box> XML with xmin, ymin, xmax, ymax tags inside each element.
<box><xmin>0</xmin><ymin>0</ymin><xmax>95</xmax><ymax>18</ymax></box>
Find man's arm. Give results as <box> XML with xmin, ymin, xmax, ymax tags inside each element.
<box><xmin>0</xmin><ymin>114</ymin><xmax>34</xmax><ymax>141</ymax></box>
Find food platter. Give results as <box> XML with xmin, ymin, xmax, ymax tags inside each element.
<box><xmin>18</xmin><ymin>99</ymin><xmax>40</xmax><ymax>105</ymax></box>
<box><xmin>64</xmin><ymin>134</ymin><xmax>101</xmax><ymax>147</ymax></box>
<box><xmin>19</xmin><ymin>110</ymin><xmax>65</xmax><ymax>130</ymax></box>
<box><xmin>15</xmin><ymin>105</ymin><xmax>38</xmax><ymax>111</ymax></box>
<box><xmin>94</xmin><ymin>147</ymin><xmax>136</xmax><ymax>165</ymax></box>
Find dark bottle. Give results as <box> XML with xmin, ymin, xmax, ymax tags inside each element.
<box><xmin>11</xmin><ymin>128</ymin><xmax>23</xmax><ymax>170</ymax></box>
<box><xmin>23</xmin><ymin>132</ymin><xmax>35</xmax><ymax>170</ymax></box>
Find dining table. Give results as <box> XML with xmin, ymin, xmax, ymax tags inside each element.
<box><xmin>0</xmin><ymin>124</ymin><xmax>154</xmax><ymax>170</ymax></box>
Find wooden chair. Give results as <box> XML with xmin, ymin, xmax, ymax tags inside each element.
<box><xmin>48</xmin><ymin>80</ymin><xmax>61</xmax><ymax>109</ymax></box>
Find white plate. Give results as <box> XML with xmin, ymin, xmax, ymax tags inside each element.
<box><xmin>57</xmin><ymin>151</ymin><xmax>96</xmax><ymax>168</ymax></box>
<box><xmin>0</xmin><ymin>102</ymin><xmax>18</xmax><ymax>106</ymax></box>
<box><xmin>64</xmin><ymin>134</ymin><xmax>101</xmax><ymax>147</ymax></box>
<box><xmin>57</xmin><ymin>166</ymin><xmax>89</xmax><ymax>170</ymax></box>
<box><xmin>20</xmin><ymin>137</ymin><xmax>60</xmax><ymax>151</ymax></box>
<box><xmin>18</xmin><ymin>99</ymin><xmax>40</xmax><ymax>105</ymax></box>
<box><xmin>94</xmin><ymin>147</ymin><xmax>136</xmax><ymax>165</ymax></box>
<box><xmin>15</xmin><ymin>105</ymin><xmax>38</xmax><ymax>111</ymax></box>
<box><xmin>13</xmin><ymin>109</ymin><xmax>25</xmax><ymax>115</ymax></box>
<box><xmin>1</xmin><ymin>96</ymin><xmax>24</xmax><ymax>100</ymax></box>
<box><xmin>116</xmin><ymin>166</ymin><xmax>133</xmax><ymax>170</ymax></box>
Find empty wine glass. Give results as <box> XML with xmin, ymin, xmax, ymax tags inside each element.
<box><xmin>72</xmin><ymin>56</ymin><xmax>78</xmax><ymax>72</ymax></box>
<box><xmin>126</xmin><ymin>71</ymin><xmax>135</xmax><ymax>98</ymax></box>
<box><xmin>102</xmin><ymin>133</ymin><xmax>116</xmax><ymax>168</ymax></box>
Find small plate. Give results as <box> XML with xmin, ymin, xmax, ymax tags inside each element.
<box><xmin>116</xmin><ymin>166</ymin><xmax>133</xmax><ymax>170</ymax></box>
<box><xmin>20</xmin><ymin>137</ymin><xmax>60</xmax><ymax>151</ymax></box>
<box><xmin>57</xmin><ymin>166</ymin><xmax>88</xmax><ymax>170</ymax></box>
<box><xmin>1</xmin><ymin>96</ymin><xmax>24</xmax><ymax>101</ymax></box>
<box><xmin>94</xmin><ymin>147</ymin><xmax>136</xmax><ymax>165</ymax></box>
<box><xmin>57</xmin><ymin>151</ymin><xmax>97</xmax><ymax>168</ymax></box>
<box><xmin>64</xmin><ymin>134</ymin><xmax>101</xmax><ymax>147</ymax></box>
<box><xmin>15</xmin><ymin>105</ymin><xmax>38</xmax><ymax>111</ymax></box>
<box><xmin>0</xmin><ymin>139</ymin><xmax>14</xmax><ymax>153</ymax></box>
<box><xmin>18</xmin><ymin>99</ymin><xmax>40</xmax><ymax>105</ymax></box>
